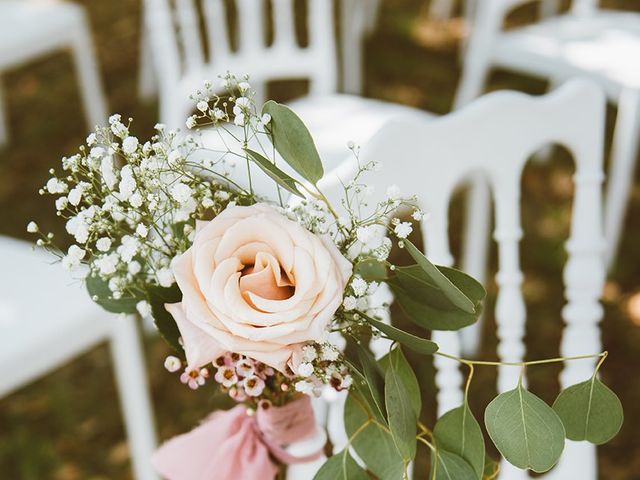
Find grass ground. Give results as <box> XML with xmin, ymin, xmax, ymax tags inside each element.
<box><xmin>0</xmin><ymin>1</ymin><xmax>638</xmax><ymax>479</ymax></box>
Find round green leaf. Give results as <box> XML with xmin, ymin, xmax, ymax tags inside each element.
<box><xmin>360</xmin><ymin>311</ymin><xmax>438</xmax><ymax>354</ymax></box>
<box><xmin>433</xmin><ymin>404</ymin><xmax>485</xmax><ymax>479</ymax></box>
<box><xmin>385</xmin><ymin>347</ymin><xmax>418</xmax><ymax>461</ymax></box>
<box><xmin>262</xmin><ymin>101</ymin><xmax>324</xmax><ymax>184</ymax></box>
<box><xmin>379</xmin><ymin>349</ymin><xmax>421</xmax><ymax>416</ymax></box>
<box><xmin>344</xmin><ymin>391</ymin><xmax>405</xmax><ymax>480</ymax></box>
<box><xmin>552</xmin><ymin>377</ymin><xmax>623</xmax><ymax>445</ymax></box>
<box><xmin>430</xmin><ymin>449</ymin><xmax>477</xmax><ymax>480</ymax></box>
<box><xmin>485</xmin><ymin>384</ymin><xmax>565</xmax><ymax>473</ymax></box>
<box><xmin>86</xmin><ymin>273</ymin><xmax>139</xmax><ymax>314</ymax></box>
<box><xmin>313</xmin><ymin>449</ymin><xmax>368</xmax><ymax>480</ymax></box>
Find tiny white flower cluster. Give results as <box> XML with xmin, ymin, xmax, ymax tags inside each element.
<box><xmin>31</xmin><ymin>119</ymin><xmax>247</xmax><ymax>303</ymax></box>
<box><xmin>293</xmin><ymin>343</ymin><xmax>352</xmax><ymax>396</ymax></box>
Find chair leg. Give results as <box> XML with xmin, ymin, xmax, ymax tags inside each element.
<box><xmin>110</xmin><ymin>315</ymin><xmax>159</xmax><ymax>480</ymax></box>
<box><xmin>460</xmin><ymin>175</ymin><xmax>492</xmax><ymax>356</ymax></box>
<box><xmin>69</xmin><ymin>18</ymin><xmax>108</xmax><ymax>129</ymax></box>
<box><xmin>532</xmin><ymin>76</ymin><xmax>565</xmax><ymax>163</ymax></box>
<box><xmin>604</xmin><ymin>88</ymin><xmax>640</xmax><ymax>269</ymax></box>
<box><xmin>0</xmin><ymin>78</ymin><xmax>8</xmax><ymax>148</ymax></box>
<box><xmin>138</xmin><ymin>21</ymin><xmax>158</xmax><ymax>101</ymax></box>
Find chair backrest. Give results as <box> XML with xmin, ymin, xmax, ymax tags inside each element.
<box><xmin>143</xmin><ymin>0</ymin><xmax>337</xmax><ymax>126</ymax></box>
<box><xmin>321</xmin><ymin>79</ymin><xmax>606</xmax><ymax>478</ymax></box>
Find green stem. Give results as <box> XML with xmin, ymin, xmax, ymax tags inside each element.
<box><xmin>435</xmin><ymin>350</ymin><xmax>607</xmax><ymax>368</ymax></box>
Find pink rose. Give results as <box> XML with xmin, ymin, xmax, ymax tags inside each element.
<box><xmin>166</xmin><ymin>203</ymin><xmax>352</xmax><ymax>372</ymax></box>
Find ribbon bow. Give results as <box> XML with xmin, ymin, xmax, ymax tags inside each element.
<box><xmin>152</xmin><ymin>395</ymin><xmax>323</xmax><ymax>480</ymax></box>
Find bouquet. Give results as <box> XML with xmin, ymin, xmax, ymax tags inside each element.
<box><xmin>30</xmin><ymin>73</ymin><xmax>623</xmax><ymax>480</ymax></box>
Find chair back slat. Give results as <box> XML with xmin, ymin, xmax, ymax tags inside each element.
<box><xmin>236</xmin><ymin>0</ymin><xmax>265</xmax><ymax>52</ymax></box>
<box><xmin>272</xmin><ymin>0</ymin><xmax>297</xmax><ymax>50</ymax></box>
<box><xmin>202</xmin><ymin>0</ymin><xmax>231</xmax><ymax>61</ymax></box>
<box><xmin>320</xmin><ymin>80</ymin><xmax>606</xmax><ymax>478</ymax></box>
<box><xmin>175</xmin><ymin>0</ymin><xmax>206</xmax><ymax>72</ymax></box>
<box><xmin>143</xmin><ymin>0</ymin><xmax>338</xmax><ymax>126</ymax></box>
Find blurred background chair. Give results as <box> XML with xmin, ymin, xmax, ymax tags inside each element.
<box><xmin>321</xmin><ymin>79</ymin><xmax>606</xmax><ymax>479</ymax></box>
<box><xmin>0</xmin><ymin>0</ymin><xmax>107</xmax><ymax>148</ymax></box>
<box><xmin>138</xmin><ymin>0</ymin><xmax>436</xmax><ymax>199</ymax></box>
<box><xmin>0</xmin><ymin>237</ymin><xmax>159</xmax><ymax>480</ymax></box>
<box><xmin>455</xmin><ymin>0</ymin><xmax>640</xmax><ymax>273</ymax></box>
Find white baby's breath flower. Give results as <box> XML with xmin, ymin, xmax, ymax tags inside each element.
<box><xmin>186</xmin><ymin>116</ymin><xmax>197</xmax><ymax>129</ymax></box>
<box><xmin>342</xmin><ymin>295</ymin><xmax>357</xmax><ymax>311</ymax></box>
<box><xmin>202</xmin><ymin>197</ymin><xmax>214</xmax><ymax>209</ymax></box>
<box><xmin>171</xmin><ymin>182</ymin><xmax>193</xmax><ymax>204</ymax></box>
<box><xmin>117</xmin><ymin>235</ymin><xmax>139</xmax><ymax>262</ymax></box>
<box><xmin>96</xmin><ymin>237</ymin><xmax>112</xmax><ymax>252</ymax></box>
<box><xmin>46</xmin><ymin>177</ymin><xmax>68</xmax><ymax>194</ymax></box>
<box><xmin>294</xmin><ymin>380</ymin><xmax>315</xmax><ymax>395</ymax></box>
<box><xmin>122</xmin><ymin>136</ymin><xmax>139</xmax><ymax>154</ymax></box>
<box><xmin>109</xmin><ymin>114</ymin><xmax>121</xmax><ymax>124</ymax></box>
<box><xmin>261</xmin><ymin>113</ymin><xmax>271</xmax><ymax>125</ymax></box>
<box><xmin>351</xmin><ymin>276</ymin><xmax>368</xmax><ymax>297</ymax></box>
<box><xmin>164</xmin><ymin>355</ymin><xmax>182</xmax><ymax>373</ymax></box>
<box><xmin>301</xmin><ymin>345</ymin><xmax>317</xmax><ymax>362</ymax></box>
<box><xmin>297</xmin><ymin>362</ymin><xmax>314</xmax><ymax>378</ymax></box>
<box><xmin>214</xmin><ymin>190</ymin><xmax>230</xmax><ymax>201</ymax></box>
<box><xmin>136</xmin><ymin>300</ymin><xmax>152</xmax><ymax>318</ymax></box>
<box><xmin>129</xmin><ymin>192</ymin><xmax>143</xmax><ymax>208</ymax></box>
<box><xmin>27</xmin><ymin>221</ymin><xmax>38</xmax><ymax>233</ymax></box>
<box><xmin>55</xmin><ymin>197</ymin><xmax>68</xmax><ymax>211</ymax></box>
<box><xmin>238</xmin><ymin>81</ymin><xmax>251</xmax><ymax>92</ymax></box>
<box><xmin>95</xmin><ymin>253</ymin><xmax>119</xmax><ymax>276</ymax></box>
<box><xmin>136</xmin><ymin>224</ymin><xmax>148</xmax><ymax>238</ymax></box>
<box><xmin>321</xmin><ymin>345</ymin><xmax>339</xmax><ymax>362</ymax></box>
<box><xmin>128</xmin><ymin>260</ymin><xmax>142</xmax><ymax>275</ymax></box>
<box><xmin>234</xmin><ymin>113</ymin><xmax>246</xmax><ymax>127</ymax></box>
<box><xmin>157</xmin><ymin>267</ymin><xmax>175</xmax><ymax>287</ymax></box>
<box><xmin>213</xmin><ymin>108</ymin><xmax>225</xmax><ymax>120</ymax></box>
<box><xmin>412</xmin><ymin>209</ymin><xmax>424</xmax><ymax>221</ymax></box>
<box><xmin>86</xmin><ymin>133</ymin><xmax>97</xmax><ymax>146</ymax></box>
<box><xmin>196</xmin><ymin>100</ymin><xmax>209</xmax><ymax>112</ymax></box>
<box><xmin>394</xmin><ymin>222</ymin><xmax>413</xmax><ymax>239</ymax></box>
<box><xmin>61</xmin><ymin>244</ymin><xmax>86</xmax><ymax>271</ymax></box>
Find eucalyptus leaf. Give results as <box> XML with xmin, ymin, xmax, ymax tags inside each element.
<box><xmin>433</xmin><ymin>404</ymin><xmax>485</xmax><ymax>479</ymax></box>
<box><xmin>354</xmin><ymin>258</ymin><xmax>388</xmax><ymax>281</ymax></box>
<box><xmin>390</xmin><ymin>280</ymin><xmax>478</xmax><ymax>332</ymax></box>
<box><xmin>403</xmin><ymin>240</ymin><xmax>476</xmax><ymax>314</ymax></box>
<box><xmin>552</xmin><ymin>377</ymin><xmax>623</xmax><ymax>445</ymax></box>
<box><xmin>244</xmin><ymin>148</ymin><xmax>304</xmax><ymax>198</ymax></box>
<box><xmin>430</xmin><ymin>449</ymin><xmax>477</xmax><ymax>480</ymax></box>
<box><xmin>385</xmin><ymin>347</ymin><xmax>418</xmax><ymax>461</ymax></box>
<box><xmin>360</xmin><ymin>311</ymin><xmax>438</xmax><ymax>354</ymax></box>
<box><xmin>313</xmin><ymin>449</ymin><xmax>368</xmax><ymax>480</ymax></box>
<box><xmin>344</xmin><ymin>391</ymin><xmax>405</xmax><ymax>480</ymax></box>
<box><xmin>86</xmin><ymin>273</ymin><xmax>139</xmax><ymax>314</ymax></box>
<box><xmin>485</xmin><ymin>383</ymin><xmax>565</xmax><ymax>473</ymax></box>
<box><xmin>379</xmin><ymin>349</ymin><xmax>421</xmax><ymax>416</ymax></box>
<box><xmin>148</xmin><ymin>284</ymin><xmax>184</xmax><ymax>355</ymax></box>
<box><xmin>356</xmin><ymin>342</ymin><xmax>386</xmax><ymax>421</ymax></box>
<box><xmin>262</xmin><ymin>101</ymin><xmax>323</xmax><ymax>184</ymax></box>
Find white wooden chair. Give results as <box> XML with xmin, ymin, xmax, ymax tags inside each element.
<box><xmin>139</xmin><ymin>0</ymin><xmax>434</xmax><ymax>196</ymax></box>
<box><xmin>320</xmin><ymin>79</ymin><xmax>607</xmax><ymax>479</ymax></box>
<box><xmin>0</xmin><ymin>237</ymin><xmax>159</xmax><ymax>480</ymax></box>
<box><xmin>455</xmin><ymin>0</ymin><xmax>640</xmax><ymax>271</ymax></box>
<box><xmin>0</xmin><ymin>0</ymin><xmax>107</xmax><ymax>147</ymax></box>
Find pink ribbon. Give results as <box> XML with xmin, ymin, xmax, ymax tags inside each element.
<box><xmin>152</xmin><ymin>396</ymin><xmax>323</xmax><ymax>480</ymax></box>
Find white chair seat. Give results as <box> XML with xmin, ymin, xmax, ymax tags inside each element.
<box><xmin>494</xmin><ymin>11</ymin><xmax>640</xmax><ymax>96</ymax></box>
<box><xmin>198</xmin><ymin>94</ymin><xmax>435</xmax><ymax>199</ymax></box>
<box><xmin>0</xmin><ymin>0</ymin><xmax>86</xmax><ymax>69</ymax></box>
<box><xmin>0</xmin><ymin>237</ymin><xmax>111</xmax><ymax>397</ymax></box>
